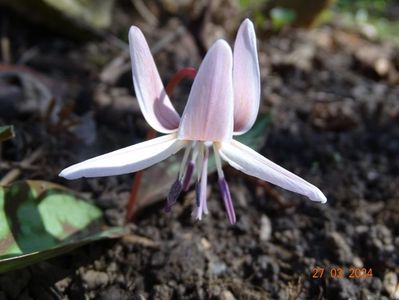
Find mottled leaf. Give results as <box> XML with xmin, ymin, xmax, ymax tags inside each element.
<box><xmin>0</xmin><ymin>180</ymin><xmax>125</xmax><ymax>273</ymax></box>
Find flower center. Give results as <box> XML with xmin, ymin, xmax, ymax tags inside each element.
<box><xmin>165</xmin><ymin>141</ymin><xmax>236</xmax><ymax>224</ymax></box>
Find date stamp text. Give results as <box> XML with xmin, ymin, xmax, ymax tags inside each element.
<box><xmin>311</xmin><ymin>267</ymin><xmax>373</xmax><ymax>279</ymax></box>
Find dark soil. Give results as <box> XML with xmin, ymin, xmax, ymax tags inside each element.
<box><xmin>0</xmin><ymin>2</ymin><xmax>399</xmax><ymax>300</ymax></box>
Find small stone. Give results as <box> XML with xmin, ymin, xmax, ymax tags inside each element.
<box><xmin>383</xmin><ymin>272</ymin><xmax>399</xmax><ymax>300</ymax></box>
<box><xmin>352</xmin><ymin>256</ymin><xmax>363</xmax><ymax>268</ymax></box>
<box><xmin>131</xmin><ymin>293</ymin><xmax>146</xmax><ymax>300</ymax></box>
<box><xmin>105</xmin><ymin>209</ymin><xmax>124</xmax><ymax>226</ymax></box>
<box><xmin>220</xmin><ymin>290</ymin><xmax>236</xmax><ymax>300</ymax></box>
<box><xmin>153</xmin><ymin>284</ymin><xmax>173</xmax><ymax>300</ymax></box>
<box><xmin>259</xmin><ymin>215</ymin><xmax>272</xmax><ymax>241</ymax></box>
<box><xmin>82</xmin><ymin>270</ymin><xmax>109</xmax><ymax>290</ymax></box>
<box><xmin>107</xmin><ymin>262</ymin><xmax>118</xmax><ymax>273</ymax></box>
<box><xmin>94</xmin><ymin>258</ymin><xmax>106</xmax><ymax>271</ymax></box>
<box><xmin>55</xmin><ymin>277</ymin><xmax>71</xmax><ymax>293</ymax></box>
<box><xmin>209</xmin><ymin>261</ymin><xmax>227</xmax><ymax>276</ymax></box>
<box><xmin>326</xmin><ymin>232</ymin><xmax>353</xmax><ymax>263</ymax></box>
<box><xmin>200</xmin><ymin>238</ymin><xmax>211</xmax><ymax>250</ymax></box>
<box><xmin>99</xmin><ymin>286</ymin><xmax>129</xmax><ymax>300</ymax></box>
<box><xmin>209</xmin><ymin>285</ymin><xmax>222</xmax><ymax>297</ymax></box>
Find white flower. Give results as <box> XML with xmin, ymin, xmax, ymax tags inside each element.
<box><xmin>60</xmin><ymin>19</ymin><xmax>327</xmax><ymax>224</ymax></box>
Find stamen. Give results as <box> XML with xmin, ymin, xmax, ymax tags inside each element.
<box><xmin>213</xmin><ymin>144</ymin><xmax>224</xmax><ymax>178</ymax></box>
<box><xmin>165</xmin><ymin>178</ymin><xmax>182</xmax><ymax>212</ymax></box>
<box><xmin>195</xmin><ymin>181</ymin><xmax>201</xmax><ymax>207</ymax></box>
<box><xmin>197</xmin><ymin>144</ymin><xmax>209</xmax><ymax>220</ymax></box>
<box><xmin>213</xmin><ymin>144</ymin><xmax>236</xmax><ymax>224</ymax></box>
<box><xmin>218</xmin><ymin>177</ymin><xmax>236</xmax><ymax>224</ymax></box>
<box><xmin>179</xmin><ymin>142</ymin><xmax>196</xmax><ymax>191</ymax></box>
<box><xmin>178</xmin><ymin>144</ymin><xmax>192</xmax><ymax>179</ymax></box>
<box><xmin>182</xmin><ymin>161</ymin><xmax>194</xmax><ymax>191</ymax></box>
<box><xmin>196</xmin><ymin>143</ymin><xmax>204</xmax><ymax>181</ymax></box>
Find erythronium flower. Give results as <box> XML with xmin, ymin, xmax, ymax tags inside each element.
<box><xmin>59</xmin><ymin>19</ymin><xmax>327</xmax><ymax>224</ymax></box>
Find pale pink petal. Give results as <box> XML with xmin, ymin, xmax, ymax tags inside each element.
<box><xmin>178</xmin><ymin>40</ymin><xmax>234</xmax><ymax>142</ymax></box>
<box><xmin>129</xmin><ymin>26</ymin><xmax>180</xmax><ymax>133</ymax></box>
<box><xmin>59</xmin><ymin>134</ymin><xmax>186</xmax><ymax>179</ymax></box>
<box><xmin>218</xmin><ymin>140</ymin><xmax>327</xmax><ymax>203</ymax></box>
<box><xmin>233</xmin><ymin>19</ymin><xmax>261</xmax><ymax>135</ymax></box>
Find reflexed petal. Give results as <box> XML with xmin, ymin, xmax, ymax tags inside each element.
<box><xmin>233</xmin><ymin>19</ymin><xmax>261</xmax><ymax>135</ymax></box>
<box><xmin>59</xmin><ymin>134</ymin><xmax>185</xmax><ymax>179</ymax></box>
<box><xmin>178</xmin><ymin>40</ymin><xmax>234</xmax><ymax>142</ymax></box>
<box><xmin>129</xmin><ymin>26</ymin><xmax>180</xmax><ymax>133</ymax></box>
<box><xmin>218</xmin><ymin>140</ymin><xmax>327</xmax><ymax>203</ymax></box>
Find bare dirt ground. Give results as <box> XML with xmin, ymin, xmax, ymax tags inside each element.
<box><xmin>0</xmin><ymin>2</ymin><xmax>398</xmax><ymax>299</ymax></box>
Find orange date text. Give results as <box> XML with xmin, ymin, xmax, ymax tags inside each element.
<box><xmin>311</xmin><ymin>267</ymin><xmax>373</xmax><ymax>279</ymax></box>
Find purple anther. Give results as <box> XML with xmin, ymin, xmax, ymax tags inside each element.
<box><xmin>182</xmin><ymin>161</ymin><xmax>195</xmax><ymax>191</ymax></box>
<box><xmin>195</xmin><ymin>181</ymin><xmax>201</xmax><ymax>207</ymax></box>
<box><xmin>165</xmin><ymin>179</ymin><xmax>182</xmax><ymax>212</ymax></box>
<box><xmin>218</xmin><ymin>177</ymin><xmax>236</xmax><ymax>224</ymax></box>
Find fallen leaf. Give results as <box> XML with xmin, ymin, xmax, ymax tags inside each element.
<box><xmin>0</xmin><ymin>180</ymin><xmax>125</xmax><ymax>273</ymax></box>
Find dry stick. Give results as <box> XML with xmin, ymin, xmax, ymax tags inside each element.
<box><xmin>0</xmin><ymin>36</ymin><xmax>11</xmax><ymax>63</ymax></box>
<box><xmin>124</xmin><ymin>68</ymin><xmax>197</xmax><ymax>223</ymax></box>
<box><xmin>0</xmin><ymin>146</ymin><xmax>45</xmax><ymax>186</ymax></box>
<box><xmin>131</xmin><ymin>0</ymin><xmax>159</xmax><ymax>26</ymax></box>
<box><xmin>122</xmin><ymin>233</ymin><xmax>160</xmax><ymax>248</ymax></box>
<box><xmin>100</xmin><ymin>26</ymin><xmax>186</xmax><ymax>85</ymax></box>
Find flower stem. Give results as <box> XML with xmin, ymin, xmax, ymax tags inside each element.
<box><xmin>124</xmin><ymin>129</ymin><xmax>156</xmax><ymax>223</ymax></box>
<box><xmin>165</xmin><ymin>67</ymin><xmax>197</xmax><ymax>95</ymax></box>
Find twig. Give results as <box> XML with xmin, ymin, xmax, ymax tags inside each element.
<box><xmin>0</xmin><ymin>36</ymin><xmax>11</xmax><ymax>63</ymax></box>
<box><xmin>151</xmin><ymin>26</ymin><xmax>186</xmax><ymax>55</ymax></box>
<box><xmin>100</xmin><ymin>26</ymin><xmax>186</xmax><ymax>85</ymax></box>
<box><xmin>131</xmin><ymin>0</ymin><xmax>159</xmax><ymax>26</ymax></box>
<box><xmin>0</xmin><ymin>146</ymin><xmax>45</xmax><ymax>186</ymax></box>
<box><xmin>122</xmin><ymin>233</ymin><xmax>159</xmax><ymax>248</ymax></box>
<box><xmin>0</xmin><ymin>161</ymin><xmax>39</xmax><ymax>170</ymax></box>
<box><xmin>1</xmin><ymin>17</ymin><xmax>11</xmax><ymax>63</ymax></box>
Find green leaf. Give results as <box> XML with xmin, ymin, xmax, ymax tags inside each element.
<box><xmin>239</xmin><ymin>0</ymin><xmax>270</xmax><ymax>9</ymax></box>
<box><xmin>0</xmin><ymin>180</ymin><xmax>125</xmax><ymax>273</ymax></box>
<box><xmin>0</xmin><ymin>126</ymin><xmax>15</xmax><ymax>143</ymax></box>
<box><xmin>235</xmin><ymin>113</ymin><xmax>271</xmax><ymax>150</ymax></box>
<box><xmin>137</xmin><ymin>113</ymin><xmax>271</xmax><ymax>208</ymax></box>
<box><xmin>270</xmin><ymin>7</ymin><xmax>296</xmax><ymax>29</ymax></box>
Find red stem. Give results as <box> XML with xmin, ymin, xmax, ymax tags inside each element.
<box><xmin>165</xmin><ymin>67</ymin><xmax>197</xmax><ymax>95</ymax></box>
<box><xmin>124</xmin><ymin>67</ymin><xmax>197</xmax><ymax>224</ymax></box>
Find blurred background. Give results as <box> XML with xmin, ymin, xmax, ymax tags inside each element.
<box><xmin>0</xmin><ymin>0</ymin><xmax>398</xmax><ymax>299</ymax></box>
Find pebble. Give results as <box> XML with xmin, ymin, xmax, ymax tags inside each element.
<box><xmin>82</xmin><ymin>270</ymin><xmax>109</xmax><ymax>290</ymax></box>
<box><xmin>220</xmin><ymin>290</ymin><xmax>236</xmax><ymax>300</ymax></box>
<box><xmin>326</xmin><ymin>231</ymin><xmax>353</xmax><ymax>263</ymax></box>
<box><xmin>259</xmin><ymin>215</ymin><xmax>272</xmax><ymax>241</ymax></box>
<box><xmin>99</xmin><ymin>286</ymin><xmax>129</xmax><ymax>300</ymax></box>
<box><xmin>55</xmin><ymin>277</ymin><xmax>71</xmax><ymax>293</ymax></box>
<box><xmin>384</xmin><ymin>272</ymin><xmax>399</xmax><ymax>300</ymax></box>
